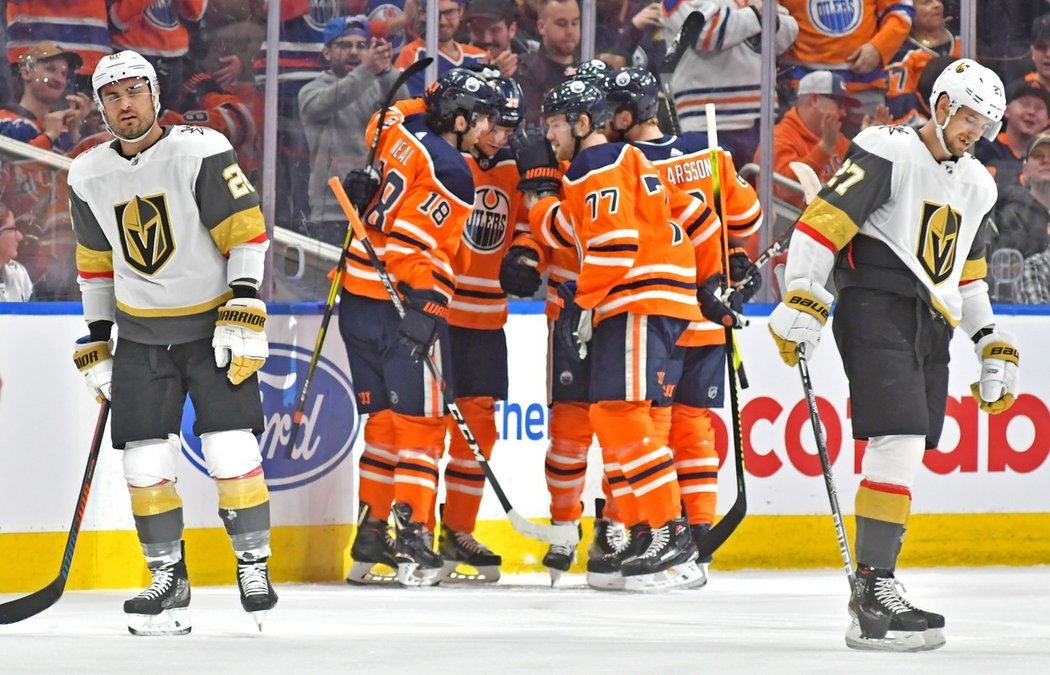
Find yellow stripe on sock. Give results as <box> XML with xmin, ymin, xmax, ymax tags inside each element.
<box><xmin>128</xmin><ymin>482</ymin><xmax>183</xmax><ymax>517</ymax></box>
<box><xmin>217</xmin><ymin>473</ymin><xmax>270</xmax><ymax>510</ymax></box>
<box><xmin>856</xmin><ymin>484</ymin><xmax>911</xmax><ymax>526</ymax></box>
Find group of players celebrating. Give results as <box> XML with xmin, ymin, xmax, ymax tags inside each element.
<box><xmin>68</xmin><ymin>41</ymin><xmax>1020</xmax><ymax>653</ymax></box>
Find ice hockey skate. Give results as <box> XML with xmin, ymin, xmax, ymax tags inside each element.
<box><xmin>542</xmin><ymin>521</ymin><xmax>579</xmax><ymax>586</ymax></box>
<box><xmin>237</xmin><ymin>557</ymin><xmax>278</xmax><ymax>630</ymax></box>
<box><xmin>347</xmin><ymin>505</ymin><xmax>398</xmax><ymax>586</ymax></box>
<box><xmin>686</xmin><ymin>523</ymin><xmax>713</xmax><ymax>589</ymax></box>
<box><xmin>438</xmin><ymin>525</ymin><xmax>502</xmax><ymax>583</ymax></box>
<box><xmin>585</xmin><ymin>499</ymin><xmax>629</xmax><ymax>590</ymax></box>
<box><xmin>124</xmin><ymin>556</ymin><xmax>191</xmax><ymax>636</ymax></box>
<box><xmin>621</xmin><ymin>518</ymin><xmax>705</xmax><ymax>592</ymax></box>
<box><xmin>845</xmin><ymin>566</ymin><xmax>945</xmax><ymax>652</ymax></box>
<box><xmin>392</xmin><ymin>503</ymin><xmax>443</xmax><ymax>587</ymax></box>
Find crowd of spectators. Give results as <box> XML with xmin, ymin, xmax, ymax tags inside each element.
<box><xmin>1</xmin><ymin>1</ymin><xmax>1050</xmax><ymax>303</ymax></box>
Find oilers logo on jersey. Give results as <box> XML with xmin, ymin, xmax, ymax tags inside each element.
<box><xmin>145</xmin><ymin>0</ymin><xmax>179</xmax><ymax>29</ymax></box>
<box><xmin>916</xmin><ymin>201</ymin><xmax>960</xmax><ymax>284</ymax></box>
<box><xmin>115</xmin><ymin>194</ymin><xmax>176</xmax><ymax>275</ymax></box>
<box><xmin>464</xmin><ymin>186</ymin><xmax>510</xmax><ymax>252</ymax></box>
<box><xmin>810</xmin><ymin>0</ymin><xmax>862</xmax><ymax>36</ymax></box>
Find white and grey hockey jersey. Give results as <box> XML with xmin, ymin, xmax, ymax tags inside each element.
<box><xmin>785</xmin><ymin>124</ymin><xmax>997</xmax><ymax>326</ymax></box>
<box><xmin>662</xmin><ymin>0</ymin><xmax>798</xmax><ymax>132</ymax></box>
<box><xmin>68</xmin><ymin>126</ymin><xmax>269</xmax><ymax>345</ymax></box>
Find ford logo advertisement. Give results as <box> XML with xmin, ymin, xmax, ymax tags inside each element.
<box><xmin>179</xmin><ymin>344</ymin><xmax>360</xmax><ymax>490</ymax></box>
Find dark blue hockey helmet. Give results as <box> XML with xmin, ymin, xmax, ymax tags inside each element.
<box><xmin>601</xmin><ymin>67</ymin><xmax>660</xmax><ymax>121</ymax></box>
<box><xmin>563</xmin><ymin>59</ymin><xmax>614</xmax><ymax>86</ymax></box>
<box><xmin>542</xmin><ymin>78</ymin><xmax>611</xmax><ymax>128</ymax></box>
<box><xmin>489</xmin><ymin>76</ymin><xmax>525</xmax><ymax>129</ymax></box>
<box><xmin>424</xmin><ymin>67</ymin><xmax>502</xmax><ymax>124</ymax></box>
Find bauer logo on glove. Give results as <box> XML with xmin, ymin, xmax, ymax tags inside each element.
<box><xmin>971</xmin><ymin>331</ymin><xmax>1020</xmax><ymax>414</ymax></box>
<box><xmin>213</xmin><ymin>297</ymin><xmax>269</xmax><ymax>385</ymax></box>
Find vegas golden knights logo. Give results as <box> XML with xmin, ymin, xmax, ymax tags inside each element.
<box><xmin>114</xmin><ymin>194</ymin><xmax>175</xmax><ymax>275</ymax></box>
<box><xmin>916</xmin><ymin>200</ymin><xmax>960</xmax><ymax>284</ymax></box>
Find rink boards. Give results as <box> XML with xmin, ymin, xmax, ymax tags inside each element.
<box><xmin>1</xmin><ymin>302</ymin><xmax>1047</xmax><ymax>591</ymax></box>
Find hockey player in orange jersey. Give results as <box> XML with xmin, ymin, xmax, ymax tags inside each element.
<box><xmin>336</xmin><ymin>68</ymin><xmax>500</xmax><ymax>587</ymax></box>
<box><xmin>601</xmin><ymin>67</ymin><xmax>764</xmax><ymax>585</ymax></box>
<box><xmin>436</xmin><ymin>74</ymin><xmax>531</xmax><ymax>583</ymax></box>
<box><xmin>520</xmin><ymin>79</ymin><xmax>710</xmax><ymax>591</ymax></box>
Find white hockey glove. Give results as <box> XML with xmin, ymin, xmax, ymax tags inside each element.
<box><xmin>213</xmin><ymin>297</ymin><xmax>268</xmax><ymax>385</ymax></box>
<box><xmin>767</xmin><ymin>279</ymin><xmax>833</xmax><ymax>367</ymax></box>
<box><xmin>72</xmin><ymin>336</ymin><xmax>113</xmax><ymax>403</ymax></box>
<box><xmin>970</xmin><ymin>331</ymin><xmax>1019</xmax><ymax>414</ymax></box>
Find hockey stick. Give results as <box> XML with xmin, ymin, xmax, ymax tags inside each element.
<box><xmin>658</xmin><ymin>11</ymin><xmax>705</xmax><ymax>135</ymax></box>
<box><xmin>797</xmin><ymin>346</ymin><xmax>857</xmax><ymax>593</ymax></box>
<box><xmin>327</xmin><ymin>177</ymin><xmax>580</xmax><ymax>547</ymax></box>
<box><xmin>285</xmin><ymin>57</ymin><xmax>433</xmax><ymax>458</ymax></box>
<box><xmin>694</xmin><ymin>103</ymin><xmax>747</xmax><ymax>560</ymax></box>
<box><xmin>0</xmin><ymin>402</ymin><xmax>109</xmax><ymax>624</ymax></box>
<box><xmin>734</xmin><ymin>161</ymin><xmax>822</xmax><ymax>290</ymax></box>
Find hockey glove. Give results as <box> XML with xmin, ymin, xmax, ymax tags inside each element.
<box><xmin>698</xmin><ymin>274</ymin><xmax>743</xmax><ymax>328</ymax></box>
<box><xmin>499</xmin><ymin>246</ymin><xmax>542</xmax><ymax>297</ymax></box>
<box><xmin>72</xmin><ymin>336</ymin><xmax>113</xmax><ymax>403</ymax></box>
<box><xmin>971</xmin><ymin>331</ymin><xmax>1019</xmax><ymax>414</ymax></box>
<box><xmin>554</xmin><ymin>281</ymin><xmax>593</xmax><ymax>360</ymax></box>
<box><xmin>343</xmin><ymin>167</ymin><xmax>381</xmax><ymax>212</ymax></box>
<box><xmin>727</xmin><ymin>247</ymin><xmax>763</xmax><ymax>302</ymax></box>
<box><xmin>767</xmin><ymin>279</ymin><xmax>832</xmax><ymax>366</ymax></box>
<box><xmin>398</xmin><ymin>284</ymin><xmax>449</xmax><ymax>362</ymax></box>
<box><xmin>213</xmin><ymin>298</ymin><xmax>269</xmax><ymax>385</ymax></box>
<box><xmin>510</xmin><ymin>132</ymin><xmax>562</xmax><ymax>193</ymax></box>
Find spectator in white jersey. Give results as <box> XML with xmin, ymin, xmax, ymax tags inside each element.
<box><xmin>0</xmin><ymin>205</ymin><xmax>33</xmax><ymax>302</ymax></box>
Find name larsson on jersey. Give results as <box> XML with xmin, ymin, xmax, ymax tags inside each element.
<box><xmin>662</xmin><ymin>156</ymin><xmax>712</xmax><ymax>185</ymax></box>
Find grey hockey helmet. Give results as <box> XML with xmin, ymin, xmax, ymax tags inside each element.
<box><xmin>929</xmin><ymin>58</ymin><xmax>1005</xmax><ymax>141</ymax></box>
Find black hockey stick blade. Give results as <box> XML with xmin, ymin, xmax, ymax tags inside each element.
<box><xmin>0</xmin><ymin>402</ymin><xmax>109</xmax><ymax>625</ymax></box>
<box><xmin>364</xmin><ymin>56</ymin><xmax>433</xmax><ymax>167</ymax></box>
<box><xmin>661</xmin><ymin>11</ymin><xmax>705</xmax><ymax>75</ymax></box>
<box><xmin>695</xmin><ymin>498</ymin><xmax>746</xmax><ymax>561</ymax></box>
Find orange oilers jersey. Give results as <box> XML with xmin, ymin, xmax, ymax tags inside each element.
<box><xmin>886</xmin><ymin>36</ymin><xmax>960</xmax><ymax>124</ymax></box>
<box><xmin>110</xmin><ymin>0</ymin><xmax>206</xmax><ymax>58</ymax></box>
<box><xmin>394</xmin><ymin>39</ymin><xmax>488</xmax><ymax>98</ymax></box>
<box><xmin>780</xmin><ymin>0</ymin><xmax>914</xmax><ymax>91</ymax></box>
<box><xmin>449</xmin><ymin>147</ymin><xmax>530</xmax><ymax>330</ymax></box>
<box><xmin>339</xmin><ymin>108</ymin><xmax>475</xmax><ymax>302</ymax></box>
<box><xmin>633</xmin><ymin>134</ymin><xmax>763</xmax><ymax>347</ymax></box>
<box><xmin>6</xmin><ymin>0</ymin><xmax>111</xmax><ymax>75</ymax></box>
<box><xmin>528</xmin><ymin>142</ymin><xmax>704</xmax><ymax>324</ymax></box>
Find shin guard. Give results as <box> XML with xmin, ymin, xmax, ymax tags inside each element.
<box><xmin>358</xmin><ymin>410</ymin><xmax>397</xmax><ymax>522</ymax></box>
<box><xmin>669</xmin><ymin>404</ymin><xmax>719</xmax><ymax>525</ymax></box>
<box><xmin>216</xmin><ymin>466</ymin><xmax>272</xmax><ymax>560</ymax></box>
<box><xmin>392</xmin><ymin>412</ymin><xmax>446</xmax><ymax>525</ymax></box>
<box><xmin>442</xmin><ymin>397</ymin><xmax>497</xmax><ymax>533</ymax></box>
<box><xmin>546</xmin><ymin>402</ymin><xmax>592</xmax><ymax>522</ymax></box>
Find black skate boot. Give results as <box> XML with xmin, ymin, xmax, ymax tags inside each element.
<box><xmin>438</xmin><ymin>525</ymin><xmax>502</xmax><ymax>583</ymax></box>
<box><xmin>124</xmin><ymin>550</ymin><xmax>191</xmax><ymax>636</ymax></box>
<box><xmin>237</xmin><ymin>556</ymin><xmax>278</xmax><ymax>630</ymax></box>
<box><xmin>621</xmin><ymin>517</ymin><xmax>704</xmax><ymax>591</ymax></box>
<box><xmin>586</xmin><ymin>499</ymin><xmax>628</xmax><ymax>590</ymax></box>
<box><xmin>542</xmin><ymin>521</ymin><xmax>580</xmax><ymax>586</ymax></box>
<box><xmin>347</xmin><ymin>505</ymin><xmax>398</xmax><ymax>586</ymax></box>
<box><xmin>690</xmin><ymin>523</ymin><xmax>714</xmax><ymax>564</ymax></box>
<box><xmin>392</xmin><ymin>503</ymin><xmax>443</xmax><ymax>587</ymax></box>
<box><xmin>846</xmin><ymin>566</ymin><xmax>944</xmax><ymax>652</ymax></box>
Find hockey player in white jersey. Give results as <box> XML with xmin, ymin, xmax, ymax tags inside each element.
<box><xmin>768</xmin><ymin>58</ymin><xmax>1015</xmax><ymax>652</ymax></box>
<box><xmin>68</xmin><ymin>50</ymin><xmax>278</xmax><ymax>635</ymax></box>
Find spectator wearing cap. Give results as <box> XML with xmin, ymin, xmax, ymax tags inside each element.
<box><xmin>0</xmin><ymin>42</ymin><xmax>92</xmax><ymax>153</ymax></box>
<box><xmin>975</xmin><ymin>81</ymin><xmax>1050</xmax><ymax>192</ymax></box>
<box><xmin>516</xmin><ymin>0</ymin><xmax>581</xmax><ymax>131</ymax></box>
<box><xmin>756</xmin><ymin>70</ymin><xmax>860</xmax><ymax>208</ymax></box>
<box><xmin>0</xmin><ymin>204</ymin><xmax>32</xmax><ymax>302</ymax></box>
<box><xmin>395</xmin><ymin>0</ymin><xmax>488</xmax><ymax>97</ymax></box>
<box><xmin>463</xmin><ymin>0</ymin><xmax>535</xmax><ymax>78</ymax></box>
<box><xmin>992</xmin><ymin>132</ymin><xmax>1050</xmax><ymax>265</ymax></box>
<box><xmin>299</xmin><ymin>16</ymin><xmax>405</xmax><ymax>245</ymax></box>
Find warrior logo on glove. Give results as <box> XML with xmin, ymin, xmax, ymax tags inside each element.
<box><xmin>213</xmin><ymin>298</ymin><xmax>269</xmax><ymax>385</ymax></box>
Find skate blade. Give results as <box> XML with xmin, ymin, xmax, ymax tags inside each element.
<box><xmin>546</xmin><ymin>567</ymin><xmax>567</xmax><ymax>587</ymax></box>
<box><xmin>845</xmin><ymin>619</ymin><xmax>932</xmax><ymax>652</ymax></box>
<box><xmin>396</xmin><ymin>562</ymin><xmax>442</xmax><ymax>587</ymax></box>
<box><xmin>249</xmin><ymin>609</ymin><xmax>269</xmax><ymax>631</ymax></box>
<box><xmin>585</xmin><ymin>571</ymin><xmax>625</xmax><ymax>591</ymax></box>
<box><xmin>438</xmin><ymin>561</ymin><xmax>500</xmax><ymax>584</ymax></box>
<box><xmin>624</xmin><ymin>561</ymin><xmax>706</xmax><ymax>592</ymax></box>
<box><xmin>127</xmin><ymin>608</ymin><xmax>192</xmax><ymax>636</ymax></box>
<box><xmin>346</xmin><ymin>561</ymin><xmax>398</xmax><ymax>586</ymax></box>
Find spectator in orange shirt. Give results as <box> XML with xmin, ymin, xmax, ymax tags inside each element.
<box><xmin>756</xmin><ymin>70</ymin><xmax>859</xmax><ymax>208</ymax></box>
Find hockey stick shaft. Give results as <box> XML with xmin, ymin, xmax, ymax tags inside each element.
<box><xmin>797</xmin><ymin>346</ymin><xmax>857</xmax><ymax>594</ymax></box>
<box><xmin>659</xmin><ymin>12</ymin><xmax>705</xmax><ymax>136</ymax></box>
<box><xmin>285</xmin><ymin>58</ymin><xmax>433</xmax><ymax>458</ymax></box>
<box><xmin>328</xmin><ymin>177</ymin><xmax>579</xmax><ymax>547</ymax></box>
<box><xmin>694</xmin><ymin>104</ymin><xmax>747</xmax><ymax>560</ymax></box>
<box><xmin>0</xmin><ymin>401</ymin><xmax>109</xmax><ymax>624</ymax></box>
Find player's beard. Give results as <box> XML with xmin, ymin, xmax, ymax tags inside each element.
<box><xmin>110</xmin><ymin>107</ymin><xmax>156</xmax><ymax>141</ymax></box>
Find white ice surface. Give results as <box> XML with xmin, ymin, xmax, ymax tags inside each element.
<box><xmin>1</xmin><ymin>568</ymin><xmax>1047</xmax><ymax>674</ymax></box>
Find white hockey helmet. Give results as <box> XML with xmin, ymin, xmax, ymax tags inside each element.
<box><xmin>929</xmin><ymin>58</ymin><xmax>1005</xmax><ymax>141</ymax></box>
<box><xmin>92</xmin><ymin>50</ymin><xmax>160</xmax><ymax>141</ymax></box>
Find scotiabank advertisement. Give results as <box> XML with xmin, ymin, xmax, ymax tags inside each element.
<box><xmin>0</xmin><ymin>305</ymin><xmax>1047</xmax><ymax>534</ymax></box>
